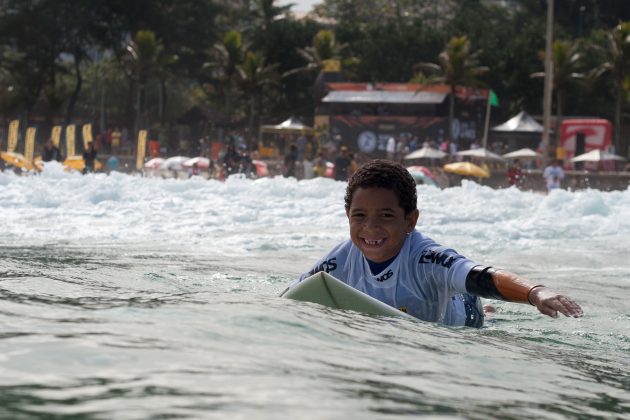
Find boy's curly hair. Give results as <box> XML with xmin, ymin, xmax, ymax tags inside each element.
<box><xmin>344</xmin><ymin>159</ymin><xmax>417</xmax><ymax>214</ymax></box>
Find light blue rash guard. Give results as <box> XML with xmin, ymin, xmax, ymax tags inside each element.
<box><xmin>291</xmin><ymin>230</ymin><xmax>484</xmax><ymax>327</ymax></box>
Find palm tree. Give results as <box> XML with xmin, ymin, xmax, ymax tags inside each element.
<box><xmin>292</xmin><ymin>29</ymin><xmax>349</xmax><ymax>75</ymax></box>
<box><xmin>531</xmin><ymin>39</ymin><xmax>584</xmax><ymax>145</ymax></box>
<box><xmin>590</xmin><ymin>22</ymin><xmax>630</xmax><ymax>154</ymax></box>
<box><xmin>203</xmin><ymin>30</ymin><xmax>246</xmax><ymax>119</ymax></box>
<box><xmin>124</xmin><ymin>30</ymin><xmax>177</xmax><ymax>134</ymax></box>
<box><xmin>414</xmin><ymin>35</ymin><xmax>488</xmax><ymax>141</ymax></box>
<box><xmin>237</xmin><ymin>50</ymin><xmax>279</xmax><ymax>145</ymax></box>
<box><xmin>285</xmin><ymin>30</ymin><xmax>358</xmax><ymax>100</ymax></box>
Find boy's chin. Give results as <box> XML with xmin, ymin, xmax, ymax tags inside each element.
<box><xmin>361</xmin><ymin>249</ymin><xmax>392</xmax><ymax>263</ymax></box>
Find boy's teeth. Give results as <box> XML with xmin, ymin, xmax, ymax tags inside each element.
<box><xmin>365</xmin><ymin>239</ymin><xmax>383</xmax><ymax>245</ymax></box>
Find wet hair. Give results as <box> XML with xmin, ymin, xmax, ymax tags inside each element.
<box><xmin>344</xmin><ymin>159</ymin><xmax>417</xmax><ymax>214</ymax></box>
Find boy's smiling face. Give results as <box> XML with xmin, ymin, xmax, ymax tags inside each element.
<box><xmin>346</xmin><ymin>187</ymin><xmax>419</xmax><ymax>263</ymax></box>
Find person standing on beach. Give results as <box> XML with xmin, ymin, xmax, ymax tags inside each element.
<box><xmin>386</xmin><ymin>136</ymin><xmax>396</xmax><ymax>160</ymax></box>
<box><xmin>284</xmin><ymin>144</ymin><xmax>298</xmax><ymax>178</ymax></box>
<box><xmin>334</xmin><ymin>146</ymin><xmax>351</xmax><ymax>181</ymax></box>
<box><xmin>543</xmin><ymin>159</ymin><xmax>565</xmax><ymax>192</ymax></box>
<box><xmin>42</xmin><ymin>139</ymin><xmax>63</xmax><ymax>162</ymax></box>
<box><xmin>507</xmin><ymin>159</ymin><xmax>523</xmax><ymax>187</ymax></box>
<box><xmin>82</xmin><ymin>142</ymin><xmax>97</xmax><ymax>174</ymax></box>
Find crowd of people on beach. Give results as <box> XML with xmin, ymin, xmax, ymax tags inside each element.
<box><xmin>3</xmin><ymin>126</ymin><xmax>628</xmax><ymax>194</ymax></box>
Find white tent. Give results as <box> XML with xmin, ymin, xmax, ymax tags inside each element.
<box><xmin>570</xmin><ymin>149</ymin><xmax>626</xmax><ymax>162</ymax></box>
<box><xmin>491</xmin><ymin>111</ymin><xmax>544</xmax><ymax>133</ymax></box>
<box><xmin>502</xmin><ymin>148</ymin><xmax>542</xmax><ymax>159</ymax></box>
<box><xmin>404</xmin><ymin>146</ymin><xmax>446</xmax><ymax>160</ymax></box>
<box><xmin>456</xmin><ymin>148</ymin><xmax>505</xmax><ymax>161</ymax></box>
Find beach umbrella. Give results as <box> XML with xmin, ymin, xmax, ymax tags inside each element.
<box><xmin>502</xmin><ymin>148</ymin><xmax>541</xmax><ymax>159</ymax></box>
<box><xmin>144</xmin><ymin>157</ymin><xmax>165</xmax><ymax>169</ymax></box>
<box><xmin>443</xmin><ymin>161</ymin><xmax>490</xmax><ymax>178</ymax></box>
<box><xmin>404</xmin><ymin>146</ymin><xmax>446</xmax><ymax>160</ymax></box>
<box><xmin>183</xmin><ymin>157</ymin><xmax>211</xmax><ymax>169</ymax></box>
<box><xmin>1</xmin><ymin>151</ymin><xmax>39</xmax><ymax>171</ymax></box>
<box><xmin>252</xmin><ymin>159</ymin><xmax>269</xmax><ymax>177</ymax></box>
<box><xmin>570</xmin><ymin>149</ymin><xmax>627</xmax><ymax>162</ymax></box>
<box><xmin>456</xmin><ymin>148</ymin><xmax>505</xmax><ymax>162</ymax></box>
<box><xmin>324</xmin><ymin>161</ymin><xmax>334</xmax><ymax>178</ymax></box>
<box><xmin>164</xmin><ymin>156</ymin><xmax>190</xmax><ymax>170</ymax></box>
<box><xmin>63</xmin><ymin>155</ymin><xmax>103</xmax><ymax>172</ymax></box>
<box><xmin>406</xmin><ymin>165</ymin><xmax>437</xmax><ymax>186</ymax></box>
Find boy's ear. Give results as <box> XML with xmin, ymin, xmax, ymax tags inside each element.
<box><xmin>406</xmin><ymin>209</ymin><xmax>420</xmax><ymax>232</ymax></box>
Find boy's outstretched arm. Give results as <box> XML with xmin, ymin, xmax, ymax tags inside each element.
<box><xmin>465</xmin><ymin>266</ymin><xmax>583</xmax><ymax>318</ymax></box>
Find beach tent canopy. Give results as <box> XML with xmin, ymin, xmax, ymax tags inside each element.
<box><xmin>491</xmin><ymin>111</ymin><xmax>544</xmax><ymax>133</ymax></box>
<box><xmin>456</xmin><ymin>147</ymin><xmax>505</xmax><ymax>161</ymax></box>
<box><xmin>570</xmin><ymin>149</ymin><xmax>627</xmax><ymax>162</ymax></box>
<box><xmin>404</xmin><ymin>146</ymin><xmax>446</xmax><ymax>160</ymax></box>
<box><xmin>322</xmin><ymin>90</ymin><xmax>447</xmax><ymax>104</ymax></box>
<box><xmin>260</xmin><ymin>116</ymin><xmax>314</xmax><ymax>135</ymax></box>
<box><xmin>502</xmin><ymin>148</ymin><xmax>541</xmax><ymax>159</ymax></box>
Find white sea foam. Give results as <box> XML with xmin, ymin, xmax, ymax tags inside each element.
<box><xmin>1</xmin><ymin>167</ymin><xmax>629</xmax><ymax>265</ymax></box>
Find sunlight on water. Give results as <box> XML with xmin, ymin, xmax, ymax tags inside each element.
<box><xmin>0</xmin><ymin>164</ymin><xmax>628</xmax><ymax>418</ymax></box>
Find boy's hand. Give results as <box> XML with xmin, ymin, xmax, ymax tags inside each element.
<box><xmin>529</xmin><ymin>287</ymin><xmax>583</xmax><ymax>318</ymax></box>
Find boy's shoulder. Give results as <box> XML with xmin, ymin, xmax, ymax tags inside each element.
<box><xmin>408</xmin><ymin>230</ymin><xmax>439</xmax><ymax>253</ymax></box>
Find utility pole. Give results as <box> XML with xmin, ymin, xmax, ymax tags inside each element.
<box><xmin>541</xmin><ymin>0</ymin><xmax>554</xmax><ymax>165</ymax></box>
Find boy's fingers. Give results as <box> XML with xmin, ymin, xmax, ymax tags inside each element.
<box><xmin>538</xmin><ymin>296</ymin><xmax>583</xmax><ymax>318</ymax></box>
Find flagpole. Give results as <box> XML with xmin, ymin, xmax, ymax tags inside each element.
<box><xmin>482</xmin><ymin>90</ymin><xmax>492</xmax><ymax>149</ymax></box>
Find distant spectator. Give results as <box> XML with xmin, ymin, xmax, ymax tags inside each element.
<box><xmin>449</xmin><ymin>140</ymin><xmax>458</xmax><ymax>160</ymax></box>
<box><xmin>543</xmin><ymin>159</ymin><xmax>565</xmax><ymax>192</ymax></box>
<box><xmin>188</xmin><ymin>162</ymin><xmax>201</xmax><ymax>178</ymax></box>
<box><xmin>42</xmin><ymin>139</ymin><xmax>63</xmax><ymax>162</ymax></box>
<box><xmin>386</xmin><ymin>136</ymin><xmax>396</xmax><ymax>160</ymax></box>
<box><xmin>111</xmin><ymin>127</ymin><xmax>122</xmax><ymax>152</ymax></box>
<box><xmin>222</xmin><ymin>144</ymin><xmax>241</xmax><ymax>176</ymax></box>
<box><xmin>507</xmin><ymin>159</ymin><xmax>523</xmax><ymax>187</ymax></box>
<box><xmin>440</xmin><ymin>139</ymin><xmax>451</xmax><ymax>161</ymax></box>
<box><xmin>347</xmin><ymin>152</ymin><xmax>358</xmax><ymax>178</ymax></box>
<box><xmin>408</xmin><ymin>136</ymin><xmax>418</xmax><ymax>153</ymax></box>
<box><xmin>82</xmin><ymin>142</ymin><xmax>97</xmax><ymax>174</ymax></box>
<box><xmin>106</xmin><ymin>155</ymin><xmax>119</xmax><ymax>174</ymax></box>
<box><xmin>313</xmin><ymin>152</ymin><xmax>326</xmax><ymax>177</ymax></box>
<box><xmin>296</xmin><ymin>134</ymin><xmax>307</xmax><ymax>161</ymax></box>
<box><xmin>334</xmin><ymin>146</ymin><xmax>352</xmax><ymax>181</ymax></box>
<box><xmin>284</xmin><ymin>144</ymin><xmax>298</xmax><ymax>178</ymax></box>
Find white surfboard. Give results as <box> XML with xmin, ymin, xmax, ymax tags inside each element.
<box><xmin>281</xmin><ymin>271</ymin><xmax>413</xmax><ymax>319</ymax></box>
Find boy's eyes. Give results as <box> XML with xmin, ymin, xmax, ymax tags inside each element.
<box><xmin>350</xmin><ymin>212</ymin><xmax>395</xmax><ymax>219</ymax></box>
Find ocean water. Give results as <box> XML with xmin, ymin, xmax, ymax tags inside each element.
<box><xmin>0</xmin><ymin>162</ymin><xmax>628</xmax><ymax>419</ymax></box>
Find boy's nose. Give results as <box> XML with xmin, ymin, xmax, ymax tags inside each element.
<box><xmin>364</xmin><ymin>217</ymin><xmax>380</xmax><ymax>229</ymax></box>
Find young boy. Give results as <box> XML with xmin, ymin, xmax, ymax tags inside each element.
<box><xmin>288</xmin><ymin>160</ymin><xmax>583</xmax><ymax>327</ymax></box>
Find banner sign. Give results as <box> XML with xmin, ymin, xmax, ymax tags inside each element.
<box><xmin>66</xmin><ymin>125</ymin><xmax>76</xmax><ymax>157</ymax></box>
<box><xmin>136</xmin><ymin>130</ymin><xmax>147</xmax><ymax>170</ymax></box>
<box><xmin>51</xmin><ymin>125</ymin><xmax>62</xmax><ymax>147</ymax></box>
<box><xmin>8</xmin><ymin>120</ymin><xmax>19</xmax><ymax>152</ymax></box>
<box><xmin>82</xmin><ymin>123</ymin><xmax>93</xmax><ymax>150</ymax></box>
<box><xmin>25</xmin><ymin>127</ymin><xmax>36</xmax><ymax>163</ymax></box>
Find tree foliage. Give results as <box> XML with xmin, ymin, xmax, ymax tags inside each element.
<box><xmin>0</xmin><ymin>0</ymin><xmax>629</xmax><ymax>154</ymax></box>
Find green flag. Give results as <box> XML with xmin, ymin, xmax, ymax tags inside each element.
<box><xmin>489</xmin><ymin>90</ymin><xmax>499</xmax><ymax>107</ymax></box>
